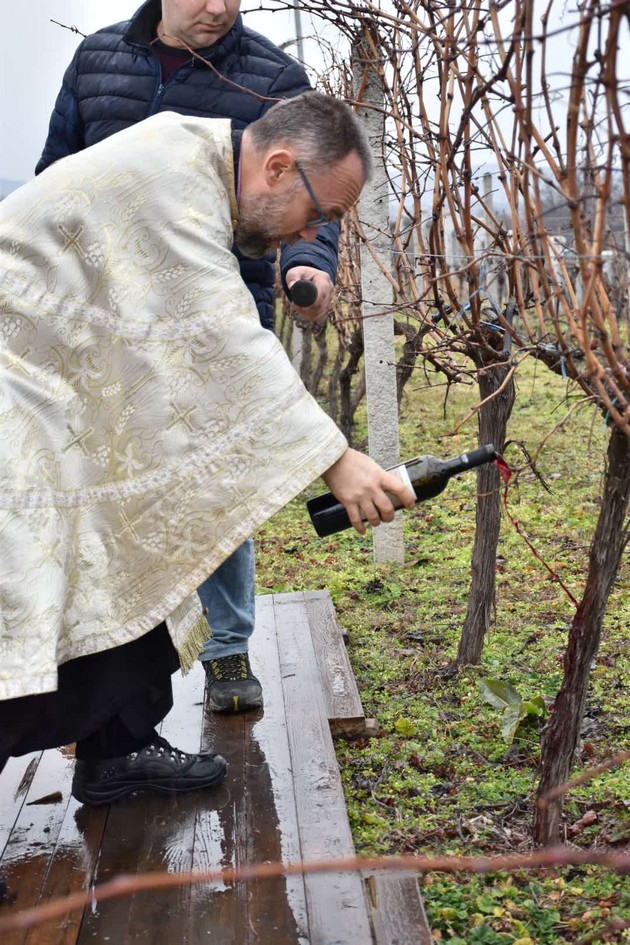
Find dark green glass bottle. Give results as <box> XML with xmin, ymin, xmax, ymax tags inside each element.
<box><xmin>307</xmin><ymin>444</ymin><xmax>497</xmax><ymax>537</ymax></box>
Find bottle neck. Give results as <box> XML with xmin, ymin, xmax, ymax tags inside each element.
<box><xmin>443</xmin><ymin>455</ymin><xmax>470</xmax><ymax>477</ymax></box>
<box><xmin>400</xmin><ymin>446</ymin><xmax>497</xmax><ymax>484</ymax></box>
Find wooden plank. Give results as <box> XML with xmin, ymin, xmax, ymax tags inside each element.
<box><xmin>365</xmin><ymin>872</ymin><xmax>434</xmax><ymax>945</ymax></box>
<box><xmin>0</xmin><ymin>753</ymin><xmax>41</xmax><ymax>859</ymax></box>
<box><xmin>191</xmin><ymin>707</ymin><xmax>247</xmax><ymax>945</ymax></box>
<box><xmin>160</xmin><ymin>663</ymin><xmax>241</xmax><ymax>945</ymax></box>
<box><xmin>245</xmin><ymin>596</ymin><xmax>309</xmax><ymax>942</ymax></box>
<box><xmin>186</xmin><ymin>799</ymin><xmax>239</xmax><ymax>945</ymax></box>
<box><xmin>0</xmin><ymin>747</ymin><xmax>78</xmax><ymax>945</ymax></box>
<box><xmin>24</xmin><ymin>798</ymin><xmax>107</xmax><ymax>945</ymax></box>
<box><xmin>124</xmin><ymin>663</ymin><xmax>212</xmax><ymax>945</ymax></box>
<box><xmin>76</xmin><ymin>663</ymin><xmax>211</xmax><ymax>945</ymax></box>
<box><xmin>301</xmin><ymin>590</ymin><xmax>369</xmax><ymax>737</ymax></box>
<box><xmin>159</xmin><ymin>661</ymin><xmax>206</xmax><ymax>750</ymax></box>
<box><xmin>272</xmin><ymin>591</ymin><xmax>377</xmax><ymax>738</ymax></box>
<box><xmin>0</xmin><ymin>753</ymin><xmax>106</xmax><ymax>945</ymax></box>
<box><xmin>273</xmin><ymin>593</ymin><xmax>374</xmax><ymax>945</ymax></box>
<box><xmin>192</xmin><ymin>601</ymin><xmax>309</xmax><ymax>944</ymax></box>
<box><xmin>76</xmin><ymin>792</ymin><xmax>194</xmax><ymax>944</ymax></box>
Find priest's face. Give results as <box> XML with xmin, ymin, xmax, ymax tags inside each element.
<box><xmin>159</xmin><ymin>0</ymin><xmax>241</xmax><ymax>49</ymax></box>
<box><xmin>235</xmin><ymin>152</ymin><xmax>365</xmax><ymax>259</ymax></box>
<box><xmin>235</xmin><ymin>185</ymin><xmax>303</xmax><ymax>259</ymax></box>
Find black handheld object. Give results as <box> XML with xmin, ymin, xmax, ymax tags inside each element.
<box><xmin>307</xmin><ymin>444</ymin><xmax>498</xmax><ymax>537</ymax></box>
<box><xmin>289</xmin><ymin>279</ymin><xmax>318</xmax><ymax>307</ymax></box>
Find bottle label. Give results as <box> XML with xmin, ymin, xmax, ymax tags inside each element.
<box><xmin>390</xmin><ymin>463</ymin><xmax>415</xmax><ymax>503</ymax></box>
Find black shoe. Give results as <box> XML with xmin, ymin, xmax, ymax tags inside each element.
<box><xmin>71</xmin><ymin>736</ymin><xmax>227</xmax><ymax>806</ymax></box>
<box><xmin>204</xmin><ymin>653</ymin><xmax>263</xmax><ymax>714</ymax></box>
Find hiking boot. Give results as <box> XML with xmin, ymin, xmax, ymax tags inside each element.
<box><xmin>72</xmin><ymin>735</ymin><xmax>227</xmax><ymax>806</ymax></box>
<box><xmin>204</xmin><ymin>653</ymin><xmax>263</xmax><ymax>714</ymax></box>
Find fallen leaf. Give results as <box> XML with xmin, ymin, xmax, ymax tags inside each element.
<box><xmin>27</xmin><ymin>791</ymin><xmax>63</xmax><ymax>806</ymax></box>
<box><xmin>569</xmin><ymin>809</ymin><xmax>598</xmax><ymax>835</ymax></box>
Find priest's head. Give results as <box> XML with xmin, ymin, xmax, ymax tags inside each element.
<box><xmin>234</xmin><ymin>92</ymin><xmax>373</xmax><ymax>259</ymax></box>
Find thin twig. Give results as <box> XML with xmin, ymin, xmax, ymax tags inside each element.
<box><xmin>538</xmin><ymin>750</ymin><xmax>630</xmax><ymax>805</ymax></box>
<box><xmin>0</xmin><ymin>847</ymin><xmax>628</xmax><ymax>934</ymax></box>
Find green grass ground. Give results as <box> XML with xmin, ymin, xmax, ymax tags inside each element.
<box><xmin>255</xmin><ymin>354</ymin><xmax>629</xmax><ymax>945</ymax></box>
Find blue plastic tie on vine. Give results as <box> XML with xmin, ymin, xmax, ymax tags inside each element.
<box><xmin>603</xmin><ymin>397</ymin><xmax>618</xmax><ymax>429</ymax></box>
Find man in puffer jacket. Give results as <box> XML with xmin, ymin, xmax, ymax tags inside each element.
<box><xmin>36</xmin><ymin>0</ymin><xmax>340</xmax><ymax>715</ymax></box>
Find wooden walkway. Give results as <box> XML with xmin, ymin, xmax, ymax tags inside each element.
<box><xmin>0</xmin><ymin>591</ymin><xmax>432</xmax><ymax>944</ymax></box>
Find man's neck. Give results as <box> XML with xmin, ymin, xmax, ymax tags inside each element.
<box><xmin>155</xmin><ymin>20</ymin><xmax>186</xmax><ymax>50</ymax></box>
<box><xmin>237</xmin><ymin>129</ymin><xmax>256</xmax><ymax>204</ymax></box>
<box><xmin>153</xmin><ymin>35</ymin><xmax>192</xmax><ymax>82</ymax></box>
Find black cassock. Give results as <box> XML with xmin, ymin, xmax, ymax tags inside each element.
<box><xmin>0</xmin><ymin>622</ymin><xmax>180</xmax><ymax>773</ymax></box>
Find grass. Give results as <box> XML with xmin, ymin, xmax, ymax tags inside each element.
<box><xmin>255</xmin><ymin>352</ymin><xmax>630</xmax><ymax>945</ymax></box>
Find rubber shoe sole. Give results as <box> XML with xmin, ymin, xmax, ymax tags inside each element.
<box><xmin>72</xmin><ymin>755</ymin><xmax>227</xmax><ymax>806</ymax></box>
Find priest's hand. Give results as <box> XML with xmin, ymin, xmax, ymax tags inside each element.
<box><xmin>321</xmin><ymin>448</ymin><xmax>416</xmax><ymax>535</ymax></box>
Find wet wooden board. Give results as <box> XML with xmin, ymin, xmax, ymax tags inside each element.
<box><xmin>271</xmin><ymin>593</ymin><xmax>375</xmax><ymax>944</ymax></box>
<box><xmin>180</xmin><ymin>608</ymin><xmax>310</xmax><ymax>945</ymax></box>
<box><xmin>265</xmin><ymin>591</ymin><xmax>370</xmax><ymax>737</ymax></box>
<box><xmin>0</xmin><ymin>753</ymin><xmax>40</xmax><ymax>856</ymax></box>
<box><xmin>0</xmin><ymin>591</ymin><xmax>432</xmax><ymax>945</ymax></box>
<box><xmin>0</xmin><ymin>745</ymin><xmax>107</xmax><ymax>945</ymax></box>
<box><xmin>365</xmin><ymin>871</ymin><xmax>434</xmax><ymax>945</ymax></box>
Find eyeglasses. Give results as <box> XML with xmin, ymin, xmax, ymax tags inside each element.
<box><xmin>295</xmin><ymin>161</ymin><xmax>330</xmax><ymax>228</ymax></box>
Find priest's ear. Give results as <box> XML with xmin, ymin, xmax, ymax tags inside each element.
<box><xmin>263</xmin><ymin>149</ymin><xmax>295</xmax><ymax>191</ymax></box>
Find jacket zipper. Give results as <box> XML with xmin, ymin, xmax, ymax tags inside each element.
<box><xmin>149</xmin><ymin>81</ymin><xmax>165</xmax><ymax>115</ymax></box>
<box><xmin>148</xmin><ymin>58</ymin><xmax>194</xmax><ymax>116</ymax></box>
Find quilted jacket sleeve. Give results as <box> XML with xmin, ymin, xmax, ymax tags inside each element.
<box><xmin>279</xmin><ymin>221</ymin><xmax>341</xmax><ymax>290</ymax></box>
<box><xmin>35</xmin><ymin>49</ymin><xmax>85</xmax><ymax>174</ymax></box>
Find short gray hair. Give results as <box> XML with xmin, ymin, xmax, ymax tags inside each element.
<box><xmin>248</xmin><ymin>92</ymin><xmax>373</xmax><ymax>183</ymax></box>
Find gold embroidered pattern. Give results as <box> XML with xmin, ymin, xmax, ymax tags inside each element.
<box><xmin>0</xmin><ymin>115</ymin><xmax>346</xmax><ymax>699</ymax></box>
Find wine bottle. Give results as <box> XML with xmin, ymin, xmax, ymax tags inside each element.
<box><xmin>307</xmin><ymin>444</ymin><xmax>498</xmax><ymax>537</ymax></box>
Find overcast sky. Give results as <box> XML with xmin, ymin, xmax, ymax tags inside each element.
<box><xmin>1</xmin><ymin>1</ymin><xmax>322</xmax><ymax>183</ymax></box>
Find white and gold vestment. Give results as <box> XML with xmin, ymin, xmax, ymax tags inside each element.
<box><xmin>0</xmin><ymin>114</ymin><xmax>346</xmax><ymax>699</ymax></box>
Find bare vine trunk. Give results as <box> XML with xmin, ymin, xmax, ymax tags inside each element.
<box><xmin>533</xmin><ymin>427</ymin><xmax>630</xmax><ymax>844</ymax></box>
<box><xmin>456</xmin><ymin>356</ymin><xmax>515</xmax><ymax>665</ymax></box>
<box><xmin>338</xmin><ymin>328</ymin><xmax>365</xmax><ymax>443</ymax></box>
<box><xmin>299</xmin><ymin>326</ymin><xmax>313</xmax><ymax>386</ymax></box>
<box><xmin>309</xmin><ymin>325</ymin><xmax>328</xmax><ymax>399</ymax></box>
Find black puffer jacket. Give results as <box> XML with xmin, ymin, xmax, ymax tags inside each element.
<box><xmin>35</xmin><ymin>0</ymin><xmax>340</xmax><ymax>330</ymax></box>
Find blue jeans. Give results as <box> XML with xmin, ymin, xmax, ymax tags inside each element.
<box><xmin>197</xmin><ymin>539</ymin><xmax>255</xmax><ymax>661</ymax></box>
